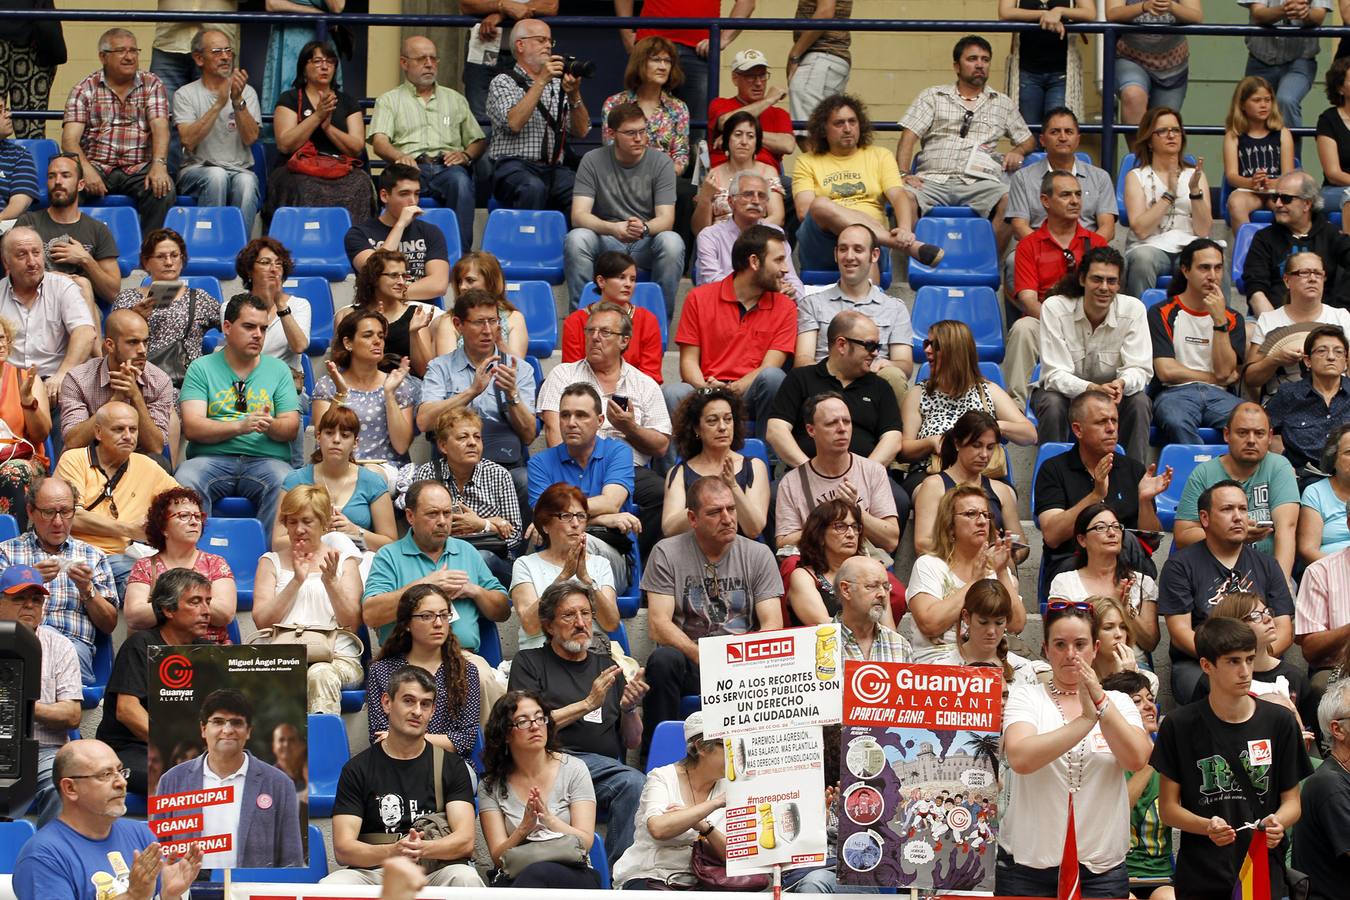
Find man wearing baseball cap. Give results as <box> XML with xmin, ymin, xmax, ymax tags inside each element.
<box><xmin>0</xmin><ymin>564</ymin><xmax>82</xmax><ymax>826</ymax></box>
<box><xmin>708</xmin><ymin>49</ymin><xmax>796</xmax><ymax>170</ymax></box>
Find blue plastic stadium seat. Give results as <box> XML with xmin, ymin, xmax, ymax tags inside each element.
<box><xmin>82</xmin><ymin>629</ymin><xmax>113</xmax><ymax>709</ymax></box>
<box><xmin>0</xmin><ymin>818</ymin><xmax>35</xmax><ymax>874</ymax></box>
<box><xmin>479</xmin><ymin>617</ymin><xmax>504</xmax><ymax>668</ymax></box>
<box><xmin>910</xmin><ymin>285</ymin><xmax>1005</xmax><ymax>362</ymax></box>
<box><xmin>14</xmin><ymin>138</ymin><xmax>57</xmax><ymax>207</ymax></box>
<box><xmin>927</xmin><ymin>205</ymin><xmax>977</xmax><ymax>218</ymax></box>
<box><xmin>801</xmin><ymin>244</ymin><xmax>894</xmax><ymax>290</ymax></box>
<box><xmin>225</xmin><ymin>619</ymin><xmax>242</xmax><ymax>645</ymax></box>
<box><xmin>609</xmin><ymin>621</ymin><xmax>631</xmax><ymax>655</ymax></box>
<box><xmin>268</xmin><ymin>207</ymin><xmax>354</xmax><ymax>281</ymax></box>
<box><xmin>909</xmin><ymin>216</ymin><xmax>1000</xmax><ymax>289</ymax></box>
<box><xmin>1149</xmin><ymin>426</ymin><xmax>1222</xmax><ymax>447</ymax></box>
<box><xmin>521</xmin><ymin>354</ymin><xmax>545</xmax><ymax>406</ymax></box>
<box><xmin>646</xmin><ymin>719</ymin><xmax>688</xmax><ymax>773</ymax></box>
<box><xmin>580</xmin><ymin>281</ymin><xmax>670</xmax><ymax>347</ymax></box>
<box><xmin>1231</xmin><ymin>222</ymin><xmax>1268</xmax><ymax>295</ymax></box>
<box><xmin>1030</xmin><ymin>442</ymin><xmax>1074</xmax><ymax>521</ymax></box>
<box><xmin>914</xmin><ymin>360</ymin><xmax>1006</xmax><ymax>390</ymax></box>
<box><xmin>212</xmin><ymin>496</ymin><xmax>257</xmax><ymax>518</ymax></box>
<box><xmin>278</xmin><ymin>275</ymin><xmax>335</xmax><ymax>355</ymax></box>
<box><xmin>616</xmin><ymin>538</ymin><xmax>643</xmax><ymax>619</ymax></box>
<box><xmin>1115</xmin><ymin>153</ymin><xmax>1138</xmax><ymax>227</ymax></box>
<box><xmin>419</xmin><ymin>207</ymin><xmax>464</xmax><ymax>271</ymax></box>
<box><xmin>165</xmin><ymin>206</ymin><xmax>248</xmax><ymax>280</ymax></box>
<box><xmin>90</xmin><ymin>194</ymin><xmax>135</xmax><ymax>207</ymax></box>
<box><xmin>1141</xmin><ymin>288</ymin><xmax>1167</xmax><ymax>308</ymax></box>
<box><xmin>0</xmin><ymin>514</ymin><xmax>17</xmax><ymax>542</ymax></box>
<box><xmin>482</xmin><ymin>209</ymin><xmax>567</xmax><ymax>283</ymax></box>
<box><xmin>307</xmin><ymin>713</ymin><xmax>348</xmax><ymax>817</ymax></box>
<box><xmin>505</xmin><ymin>280</ymin><xmax>558</xmax><ymax>358</ymax></box>
<box><xmin>590</xmin><ymin>836</ymin><xmax>611</xmax><ymax>888</ymax></box>
<box><xmin>198</xmin><ymin>517</ymin><xmax>266</xmax><ymax>610</ymax></box>
<box><xmin>84</xmin><ymin>205</ymin><xmax>141</xmax><ymax>277</ymax></box>
<box><xmin>211</xmin><ymin>824</ymin><xmax>328</xmax><ymax>883</ymax></box>
<box><xmin>1155</xmin><ymin>444</ymin><xmax>1228</xmax><ymax>530</ymax></box>
<box><xmin>679</xmin><ymin>695</ymin><xmax>702</xmax><ymax>716</ymax></box>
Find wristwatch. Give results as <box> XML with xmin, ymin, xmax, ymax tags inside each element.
<box><xmin>1160</xmin><ymin>191</ymin><xmax>1176</xmax><ymax>205</ymax></box>
<box><xmin>1212</xmin><ymin>319</ymin><xmax>1231</xmax><ymax>333</ymax></box>
<box><xmin>277</xmin><ymin>306</ymin><xmax>293</xmax><ymax>317</ymax></box>
<box><xmin>508</xmin><ymin>393</ymin><xmax>521</xmax><ymax>405</ymax></box>
<box><xmin>788</xmin><ymin>55</ymin><xmax>802</xmax><ymax>65</ymax></box>
<box><xmin>1188</xmin><ymin>191</ymin><xmax>1204</xmax><ymax>200</ymax></box>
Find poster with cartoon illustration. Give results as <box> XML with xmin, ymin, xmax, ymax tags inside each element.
<box><xmin>699</xmin><ymin>625</ymin><xmax>843</xmax><ymax>739</ymax></box>
<box><xmin>723</xmin><ymin>726</ymin><xmax>829</xmax><ymax>875</ymax></box>
<box><xmin>836</xmin><ymin>660</ymin><xmax>1002</xmax><ymax>892</ymax></box>
<box><xmin>147</xmin><ymin>644</ymin><xmax>309</xmax><ymax>871</ymax></box>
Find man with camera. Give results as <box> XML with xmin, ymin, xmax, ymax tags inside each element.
<box><xmin>486</xmin><ymin>20</ymin><xmax>591</xmax><ymax>216</ymax></box>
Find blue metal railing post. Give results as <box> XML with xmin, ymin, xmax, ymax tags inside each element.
<box><xmin>1101</xmin><ymin>26</ymin><xmax>1118</xmax><ymax>177</ymax></box>
<box><xmin>707</xmin><ymin>23</ymin><xmax>722</xmax><ymax>119</ymax></box>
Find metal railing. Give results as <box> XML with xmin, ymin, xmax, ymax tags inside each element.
<box><xmin>6</xmin><ymin>7</ymin><xmax>1350</xmax><ymax>174</ymax></box>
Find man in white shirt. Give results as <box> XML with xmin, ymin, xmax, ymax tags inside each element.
<box><xmin>1031</xmin><ymin>245</ymin><xmax>1154</xmax><ymax>463</ymax></box>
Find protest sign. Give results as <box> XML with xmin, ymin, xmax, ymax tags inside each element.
<box><xmin>147</xmin><ymin>644</ymin><xmax>309</xmax><ymax>871</ymax></box>
<box><xmin>724</xmin><ymin>726</ymin><xmax>829</xmax><ymax>875</ymax></box>
<box><xmin>699</xmin><ymin>624</ymin><xmax>842</xmax><ymax>739</ymax></box>
<box><xmin>836</xmin><ymin>661</ymin><xmax>1003</xmax><ymax>892</ymax></box>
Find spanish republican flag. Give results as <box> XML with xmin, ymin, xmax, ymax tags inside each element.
<box><xmin>1231</xmin><ymin>830</ymin><xmax>1270</xmax><ymax>900</ymax></box>
<box><xmin>1058</xmin><ymin>795</ymin><xmax>1081</xmax><ymax>900</ymax></box>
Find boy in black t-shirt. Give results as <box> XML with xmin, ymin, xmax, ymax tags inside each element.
<box><xmin>1151</xmin><ymin>617</ymin><xmax>1312</xmax><ymax>900</ymax></box>
<box><xmin>322</xmin><ymin>665</ymin><xmax>484</xmax><ymax>887</ymax></box>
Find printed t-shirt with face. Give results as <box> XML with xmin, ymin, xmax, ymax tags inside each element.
<box><xmin>791</xmin><ymin>145</ymin><xmax>901</xmax><ymax>229</ymax></box>
<box><xmin>641</xmin><ymin>532</ymin><xmax>783</xmax><ymax>640</ymax></box>
<box><xmin>333</xmin><ymin>742</ymin><xmax>473</xmax><ymax>851</ymax></box>
<box><xmin>1150</xmin><ymin>699</ymin><xmax>1311</xmax><ymax>900</ymax></box>
<box><xmin>178</xmin><ymin>352</ymin><xmax>300</xmax><ymax>461</ymax></box>
<box><xmin>1156</xmin><ymin>542</ymin><xmax>1295</xmax><ymax>662</ymax></box>
<box><xmin>1174</xmin><ymin>454</ymin><xmax>1300</xmax><ymax>557</ymax></box>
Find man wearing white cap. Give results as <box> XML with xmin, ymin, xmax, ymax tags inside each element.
<box><xmin>708</xmin><ymin>49</ymin><xmax>796</xmax><ymax>171</ymax></box>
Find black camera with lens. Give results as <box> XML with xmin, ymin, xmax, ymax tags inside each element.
<box><xmin>562</xmin><ymin>55</ymin><xmax>596</xmax><ymax>78</ymax></box>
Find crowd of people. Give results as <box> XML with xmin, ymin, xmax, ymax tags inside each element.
<box><xmin>0</xmin><ymin>2</ymin><xmax>1350</xmax><ymax>900</ymax></box>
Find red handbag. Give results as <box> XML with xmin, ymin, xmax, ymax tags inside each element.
<box><xmin>285</xmin><ymin>92</ymin><xmax>360</xmax><ymax>179</ymax></box>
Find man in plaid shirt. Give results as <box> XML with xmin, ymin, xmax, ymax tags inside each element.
<box><xmin>61</xmin><ymin>27</ymin><xmax>175</xmax><ymax>232</ymax></box>
<box><xmin>834</xmin><ymin>556</ymin><xmax>911</xmax><ymax>662</ymax></box>
<box><xmin>0</xmin><ymin>478</ymin><xmax>118</xmax><ymax>683</ymax></box>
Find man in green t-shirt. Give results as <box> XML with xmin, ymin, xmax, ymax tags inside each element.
<box><xmin>1173</xmin><ymin>402</ymin><xmax>1299</xmax><ymax>579</ymax></box>
<box><xmin>176</xmin><ymin>294</ymin><xmax>300</xmax><ymax>535</ymax></box>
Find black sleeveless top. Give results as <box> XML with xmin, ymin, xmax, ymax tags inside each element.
<box><xmin>939</xmin><ymin>471</ymin><xmax>1005</xmax><ymax>533</ymax></box>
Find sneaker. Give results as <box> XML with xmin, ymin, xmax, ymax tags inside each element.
<box><xmin>915</xmin><ymin>242</ymin><xmax>944</xmax><ymax>267</ymax></box>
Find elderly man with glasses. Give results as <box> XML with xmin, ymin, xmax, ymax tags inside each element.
<box><xmin>1293</xmin><ymin>679</ymin><xmax>1350</xmax><ymax>900</ymax></box>
<box><xmin>1243</xmin><ymin>171</ymin><xmax>1350</xmax><ymax>315</ymax></box>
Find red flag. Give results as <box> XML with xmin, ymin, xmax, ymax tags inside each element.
<box><xmin>1231</xmin><ymin>829</ymin><xmax>1271</xmax><ymax>900</ymax></box>
<box><xmin>1059</xmin><ymin>794</ymin><xmax>1082</xmax><ymax>900</ymax></box>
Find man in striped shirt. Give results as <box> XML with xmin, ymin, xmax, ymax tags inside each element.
<box><xmin>1296</xmin><ymin>545</ymin><xmax>1350</xmax><ymax>695</ymax></box>
<box><xmin>0</xmin><ymin>101</ymin><xmax>38</xmax><ymax>224</ymax></box>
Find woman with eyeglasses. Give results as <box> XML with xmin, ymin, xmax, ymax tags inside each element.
<box><xmin>267</xmin><ymin>38</ymin><xmax>372</xmax><ymax>224</ymax></box>
<box><xmin>660</xmin><ymin>386</ymin><xmax>769</xmax><ymax>541</ymax></box>
<box><xmin>560</xmin><ymin>250</ymin><xmax>664</xmax><ymax>383</ymax></box>
<box><xmin>602</xmin><ymin>37</ymin><xmax>689</xmax><ymax>176</ymax></box>
<box><xmin>433</xmin><ymin>251</ymin><xmax>528</xmax><ymax>358</ymax></box>
<box><xmin>908</xmin><ymin>484</ymin><xmax>1024</xmax><ymax>663</ymax></box>
<box><xmin>1297</xmin><ymin>424</ymin><xmax>1350</xmax><ymax>563</ymax></box>
<box><xmin>338</xmin><ymin>249</ymin><xmax>437</xmax><ymax>376</ymax></box>
<box><xmin>1268</xmin><ymin>325</ymin><xmax>1350</xmax><ymax>492</ymax></box>
<box><xmin>0</xmin><ymin>315</ymin><xmax>49</xmax><ymax>525</ymax></box>
<box><xmin>479</xmin><ymin>690</ymin><xmax>602</xmax><ymax>888</ymax></box>
<box><xmin>113</xmin><ymin>228</ymin><xmax>219</xmax><ymax>387</ymax></box>
<box><xmin>1121</xmin><ymin>107</ymin><xmax>1214</xmax><ymax>299</ymax></box>
<box><xmin>998</xmin><ymin>600</ymin><xmax>1153</xmax><ymax>898</ymax></box>
<box><xmin>786</xmin><ymin>498</ymin><xmax>897</xmax><ymax>629</ymax></box>
<box><xmin>1245</xmin><ymin>253</ymin><xmax>1350</xmax><ymax>396</ymax></box>
<box><xmin>367</xmin><ymin>583</ymin><xmax>481</xmax><ymax>758</ymax></box>
<box><xmin>253</xmin><ymin>484</ymin><xmax>364</xmax><ymax>714</ymax></box>
<box><xmin>123</xmin><ymin>486</ymin><xmax>237</xmax><ymax>642</ymax></box>
<box><xmin>232</xmin><ymin>237</ymin><xmax>311</xmax><ymax>371</ymax></box>
<box><xmin>1049</xmin><ymin>503</ymin><xmax>1161</xmax><ymax>656</ymax></box>
<box><xmin>934</xmin><ymin>578</ymin><xmax>1041</xmax><ymax>684</ymax></box>
<box><xmin>510</xmin><ymin>483</ymin><xmax>619</xmax><ymax>652</ymax></box>
<box><xmin>277</xmin><ymin>405</ymin><xmax>397</xmax><ymax>553</ymax></box>
<box><xmin>1088</xmin><ymin>594</ymin><xmax>1159</xmax><ymax>696</ymax></box>
<box><xmin>693</xmin><ymin>110</ymin><xmax>785</xmax><ymax>232</ymax></box>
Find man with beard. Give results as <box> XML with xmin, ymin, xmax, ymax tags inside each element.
<box><xmin>640</xmin><ymin>477</ymin><xmax>783</xmax><ymax>760</ymax></box>
<box><xmin>172</xmin><ymin>28</ymin><xmax>261</xmax><ymax>232</ymax></box>
<box><xmin>55</xmin><ymin>401</ymin><xmax>179</xmax><ymax>597</ymax></box>
<box><xmin>509</xmin><ymin>581</ymin><xmax>649</xmax><ymax>866</ymax></box>
<box><xmin>835</xmin><ymin>555</ymin><xmax>911</xmax><ymax>661</ymax></box>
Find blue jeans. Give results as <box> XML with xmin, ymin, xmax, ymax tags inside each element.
<box><xmin>35</xmin><ymin>745</ymin><xmax>60</xmax><ymax>827</ymax></box>
<box><xmin>573</xmin><ymin>751</ymin><xmax>644</xmax><ymax>870</ymax></box>
<box><xmin>108</xmin><ymin>553</ymin><xmax>134</xmax><ymax>606</ymax></box>
<box><xmin>72</xmin><ymin>636</ymin><xmax>94</xmax><ymax>685</ymax></box>
<box><xmin>674</xmin><ymin>43</ymin><xmax>709</xmax><ymax>145</ymax></box>
<box><xmin>1321</xmin><ymin>185</ymin><xmax>1349</xmax><ymax>215</ymax></box>
<box><xmin>1018</xmin><ymin>69</ymin><xmax>1066</xmax><ymax>127</ymax></box>
<box><xmin>490</xmin><ymin>157</ymin><xmax>575</xmax><ymax>218</ymax></box>
<box><xmin>786</xmin><ymin>861</ymin><xmax>880</xmax><ymax>893</ymax></box>
<box><xmin>796</xmin><ymin>213</ymin><xmax>839</xmax><ymax>271</ymax></box>
<box><xmin>1115</xmin><ymin>58</ymin><xmax>1188</xmax><ymax>112</ymax></box>
<box><xmin>150</xmin><ymin>48</ymin><xmax>200</xmax><ymax>177</ymax></box>
<box><xmin>177</xmin><ymin>165</ymin><xmax>262</xmax><ymax>233</ymax></box>
<box><xmin>1170</xmin><ymin>656</ymin><xmax>1205</xmax><ymax>706</ymax></box>
<box><xmin>564</xmin><ymin>229</ymin><xmax>685</xmax><ymax>318</ymax></box>
<box><xmin>1153</xmin><ymin>383</ymin><xmax>1243</xmax><ymax>445</ymax></box>
<box><xmin>420</xmin><ymin>161</ymin><xmax>476</xmax><ymax>250</ymax></box>
<box><xmin>996</xmin><ymin>849</ymin><xmax>1128</xmax><ymax>899</ymax></box>
<box><xmin>174</xmin><ymin>454</ymin><xmax>294</xmax><ymax>543</ymax></box>
<box><xmin>1245</xmin><ymin>55</ymin><xmax>1317</xmax><ymax>131</ymax></box>
<box><xmin>464</xmin><ymin>54</ymin><xmax>517</xmax><ymax>129</ymax></box>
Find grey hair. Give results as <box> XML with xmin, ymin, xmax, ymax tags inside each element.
<box><xmin>509</xmin><ymin>19</ymin><xmax>544</xmax><ymax>49</ymax></box>
<box><xmin>1318</xmin><ymin>677</ymin><xmax>1350</xmax><ymax>743</ymax></box>
<box><xmin>537</xmin><ymin>580</ymin><xmax>595</xmax><ymax>634</ymax></box>
<box><xmin>190</xmin><ymin>28</ymin><xmax>231</xmax><ymax>57</ymax></box>
<box><xmin>149</xmin><ymin>567</ymin><xmax>210</xmax><ymax>626</ymax></box>
<box><xmin>99</xmin><ymin>28</ymin><xmax>137</xmax><ymax>54</ymax></box>
<box><xmin>727</xmin><ymin>169</ymin><xmax>769</xmax><ymax>199</ymax></box>
<box><xmin>0</xmin><ymin>225</ymin><xmax>41</xmax><ymax>260</ymax></box>
<box><xmin>589</xmin><ymin>301</ymin><xmax>633</xmax><ymax>338</ymax></box>
<box><xmin>25</xmin><ymin>477</ymin><xmax>78</xmax><ymax>511</ymax></box>
<box><xmin>1284</xmin><ymin>170</ymin><xmax>1322</xmax><ymax>211</ymax></box>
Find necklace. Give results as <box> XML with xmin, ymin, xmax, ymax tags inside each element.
<box><xmin>1048</xmin><ymin>680</ymin><xmax>1078</xmax><ymax>696</ymax></box>
<box><xmin>1046</xmin><ymin>685</ymin><xmax>1088</xmax><ymax>794</ymax></box>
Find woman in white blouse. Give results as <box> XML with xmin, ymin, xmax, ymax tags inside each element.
<box><xmin>998</xmin><ymin>601</ymin><xmax>1153</xmax><ymax>898</ymax></box>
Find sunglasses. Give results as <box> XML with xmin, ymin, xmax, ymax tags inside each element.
<box><xmin>1046</xmin><ymin>600</ymin><xmax>1093</xmax><ymax>613</ymax></box>
<box><xmin>844</xmin><ymin>336</ymin><xmax>882</xmax><ymax>354</ymax></box>
<box><xmin>923</xmin><ymin>338</ymin><xmax>941</xmax><ymax>352</ymax></box>
<box><xmin>233</xmin><ymin>379</ymin><xmax>248</xmax><ymax>413</ymax></box>
<box><xmin>959</xmin><ymin>109</ymin><xmax>974</xmax><ymax>139</ymax></box>
<box><xmin>1271</xmin><ymin>193</ymin><xmax>1306</xmax><ymax>205</ymax></box>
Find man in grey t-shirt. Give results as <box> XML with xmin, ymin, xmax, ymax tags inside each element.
<box><xmin>639</xmin><ymin>476</ymin><xmax>783</xmax><ymax>761</ymax></box>
<box><xmin>564</xmin><ymin>101</ymin><xmax>685</xmax><ymax>318</ymax></box>
<box><xmin>172</xmin><ymin>28</ymin><xmax>261</xmax><ymax>231</ymax></box>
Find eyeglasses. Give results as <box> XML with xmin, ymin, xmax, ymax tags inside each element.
<box><xmin>1312</xmin><ymin>345</ymin><xmax>1349</xmax><ymax>358</ymax></box>
<box><xmin>555</xmin><ymin>608</ymin><xmax>594</xmax><ymax>625</ymax></box>
<box><xmin>703</xmin><ymin>562</ymin><xmax>721</xmax><ymax>606</ymax></box>
<box><xmin>1272</xmin><ymin>193</ymin><xmax>1307</xmax><ymax>206</ymax></box>
<box><xmin>923</xmin><ymin>338</ymin><xmax>941</xmax><ymax>352</ymax></box>
<box><xmin>844</xmin><ymin>336</ymin><xmax>882</xmax><ymax>354</ymax></box>
<box><xmin>170</xmin><ymin>510</ymin><xmax>204</xmax><ymax>524</ymax></box>
<box><xmin>523</xmin><ymin>35</ymin><xmax>556</xmax><ymax>47</ymax></box>
<box><xmin>204</xmin><ymin>47</ymin><xmax>234</xmax><ymax>57</ymax></box>
<box><xmin>102</xmin><ymin>47</ymin><xmax>140</xmax><ymax>56</ymax></box>
<box><xmin>552</xmin><ymin>511</ymin><xmax>587</xmax><ymax>523</ymax></box>
<box><xmin>255</xmin><ymin>257</ymin><xmax>285</xmax><ymax>269</ymax></box>
<box><xmin>411</xmin><ymin>611</ymin><xmax>452</xmax><ymax>624</ymax></box>
<box><xmin>511</xmin><ymin>713</ymin><xmax>549</xmax><ymax>730</ymax></box>
<box><xmin>956</xmin><ymin>510</ymin><xmax>992</xmax><ymax>521</ymax></box>
<box><xmin>462</xmin><ymin>316</ymin><xmax>499</xmax><ymax>329</ymax></box>
<box><xmin>1086</xmin><ymin>522</ymin><xmax>1125</xmax><ymax>535</ymax></box>
<box><xmin>67</xmin><ymin>767</ymin><xmax>131</xmax><ymax>783</ymax></box>
<box><xmin>307</xmin><ymin>57</ymin><xmax>336</xmax><ymax>67</ymax></box>
<box><xmin>381</xmin><ymin>272</ymin><xmax>413</xmax><ymax>281</ymax></box>
<box><xmin>1287</xmin><ymin>267</ymin><xmax>1325</xmax><ymax>280</ymax></box>
<box><xmin>1151</xmin><ymin>126</ymin><xmax>1183</xmax><ymax>138</ymax></box>
<box><xmin>583</xmin><ymin>326</ymin><xmax>624</xmax><ymax>339</ymax></box>
<box><xmin>33</xmin><ymin>506</ymin><xmax>75</xmax><ymax>520</ymax></box>
<box><xmin>959</xmin><ymin>109</ymin><xmax>974</xmax><ymax>139</ymax></box>
<box><xmin>829</xmin><ymin>521</ymin><xmax>862</xmax><ymax>535</ymax></box>
<box><xmin>403</xmin><ymin>54</ymin><xmax>438</xmax><ymax>64</ymax></box>
<box><xmin>232</xmin><ymin>379</ymin><xmax>248</xmax><ymax>413</ymax></box>
<box><xmin>100</xmin><ymin>484</ymin><xmax>120</xmax><ymax>520</ymax></box>
<box><xmin>1046</xmin><ymin>600</ymin><xmax>1093</xmax><ymax>613</ymax></box>
<box><xmin>615</xmin><ymin>128</ymin><xmax>648</xmax><ymax>139</ymax></box>
<box><xmin>1242</xmin><ymin>607</ymin><xmax>1273</xmax><ymax>622</ymax></box>
<box><xmin>150</xmin><ymin>251</ymin><xmax>182</xmax><ymax>263</ymax></box>
<box><xmin>205</xmin><ymin>716</ymin><xmax>248</xmax><ymax>729</ymax></box>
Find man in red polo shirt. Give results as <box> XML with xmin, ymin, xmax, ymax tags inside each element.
<box><xmin>662</xmin><ymin>224</ymin><xmax>796</xmax><ymax>444</ymax></box>
<box><xmin>708</xmin><ymin>49</ymin><xmax>796</xmax><ymax>170</ymax></box>
<box><xmin>1003</xmin><ymin>169</ymin><xmax>1107</xmax><ymax>405</ymax></box>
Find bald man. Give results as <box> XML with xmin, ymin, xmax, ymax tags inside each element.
<box><xmin>13</xmin><ymin>739</ymin><xmax>203</xmax><ymax>900</ymax></box>
<box><xmin>370</xmin><ymin>35</ymin><xmax>486</xmax><ymax>250</ymax></box>
<box><xmin>55</xmin><ymin>400</ymin><xmax>179</xmax><ymax>596</ymax></box>
<box><xmin>835</xmin><ymin>555</ymin><xmax>911</xmax><ymax>662</ymax></box>
<box><xmin>60</xmin><ymin>308</ymin><xmax>174</xmax><ymax>456</ymax></box>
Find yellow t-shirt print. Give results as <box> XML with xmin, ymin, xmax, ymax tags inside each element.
<box><xmin>90</xmin><ymin>849</ymin><xmax>131</xmax><ymax>899</ymax></box>
<box><xmin>206</xmin><ymin>382</ymin><xmax>272</xmax><ymax>419</ymax></box>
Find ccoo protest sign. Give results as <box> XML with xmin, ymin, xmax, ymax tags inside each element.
<box><xmin>836</xmin><ymin>661</ymin><xmax>1003</xmax><ymax>893</ymax></box>
<box><xmin>724</xmin><ymin>726</ymin><xmax>829</xmax><ymax>875</ymax></box>
<box><xmin>699</xmin><ymin>624</ymin><xmax>843</xmax><ymax>739</ymax></box>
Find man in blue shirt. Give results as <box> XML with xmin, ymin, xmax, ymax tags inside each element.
<box><xmin>14</xmin><ymin>739</ymin><xmax>203</xmax><ymax>900</ymax></box>
<box><xmin>363</xmin><ymin>479</ymin><xmax>510</xmax><ymax>649</ymax></box>
<box><xmin>528</xmin><ymin>382</ymin><xmax>638</xmax><ymax>592</ymax></box>
<box><xmin>0</xmin><ymin>101</ymin><xmax>38</xmax><ymax>224</ymax></box>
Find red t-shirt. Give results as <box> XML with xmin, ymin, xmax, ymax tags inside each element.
<box><xmin>674</xmin><ymin>275</ymin><xmax>797</xmax><ymax>381</ymax></box>
<box><xmin>635</xmin><ymin>0</ymin><xmax>719</xmax><ymax>48</ymax></box>
<box><xmin>1013</xmin><ymin>223</ymin><xmax>1108</xmax><ymax>301</ymax></box>
<box><xmin>561</xmin><ymin>304</ymin><xmax>665</xmax><ymax>384</ymax></box>
<box><xmin>708</xmin><ymin>96</ymin><xmax>792</xmax><ymax>169</ymax></box>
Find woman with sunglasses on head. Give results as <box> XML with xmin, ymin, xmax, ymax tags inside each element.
<box><xmin>478</xmin><ymin>690</ymin><xmax>602</xmax><ymax>888</ymax></box>
<box><xmin>511</xmin><ymin>483</ymin><xmax>619</xmax><ymax>652</ymax></box>
<box><xmin>1089</xmin><ymin>594</ymin><xmax>1159</xmax><ymax>697</ymax></box>
<box><xmin>368</xmin><ymin>584</ymin><xmax>481</xmax><ymax>758</ymax></box>
<box><xmin>693</xmin><ymin>110</ymin><xmax>785</xmax><ymax>232</ymax></box>
<box><xmin>933</xmin><ymin>578</ymin><xmax>1041</xmax><ymax>684</ymax></box>
<box><xmin>432</xmin><ymin>252</ymin><xmax>528</xmax><ymax>359</ymax></box>
<box><xmin>661</xmin><ymin>387</ymin><xmax>770</xmax><ymax>541</ymax></box>
<box><xmin>1049</xmin><ymin>502</ymin><xmax>1161</xmax><ymax>655</ymax></box>
<box><xmin>337</xmin><ymin>249</ymin><xmax>437</xmax><ymax>376</ymax></box>
<box><xmin>560</xmin><ymin>250</ymin><xmax>665</xmax><ymax>383</ymax></box>
<box><xmin>908</xmin><ymin>484</ymin><xmax>1025</xmax><ymax>663</ymax></box>
<box><xmin>123</xmin><ymin>486</ymin><xmax>237</xmax><ymax>642</ymax></box>
<box><xmin>786</xmin><ymin>498</ymin><xmax>897</xmax><ymax>629</ymax></box>
<box><xmin>998</xmin><ymin>600</ymin><xmax>1153</xmax><ymax>898</ymax></box>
